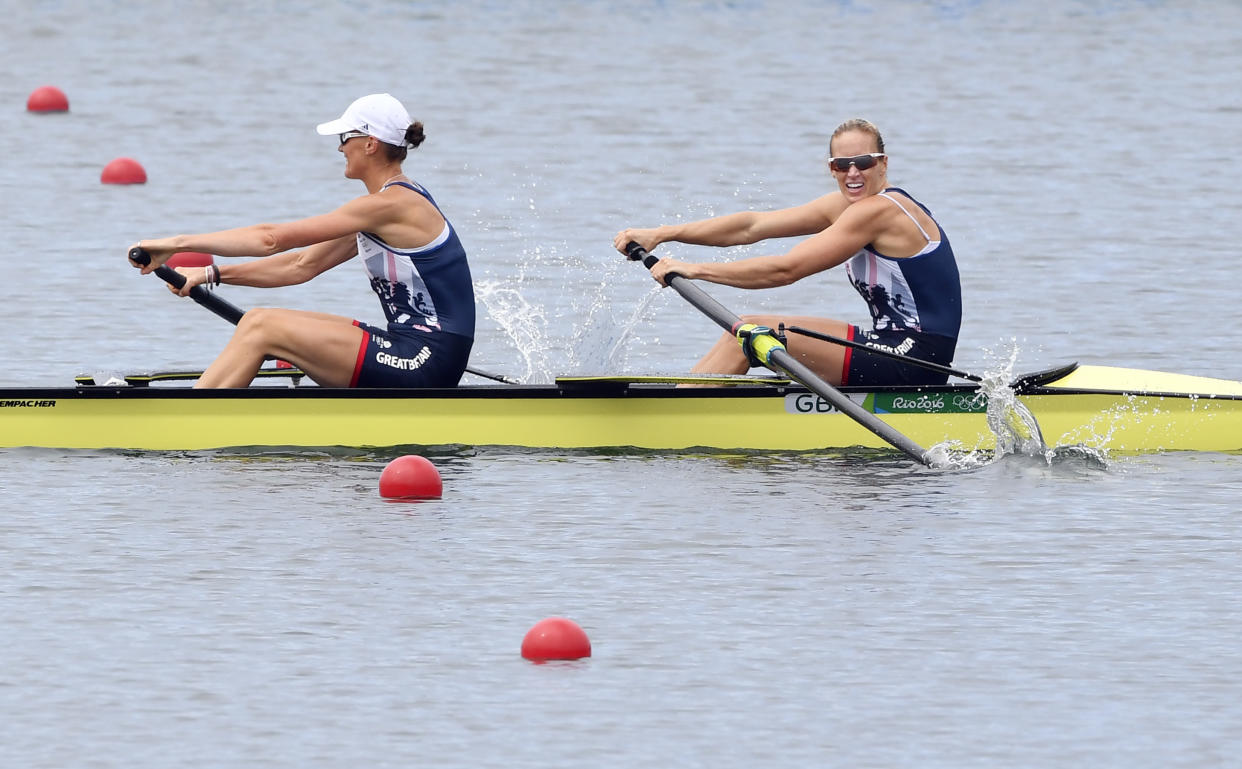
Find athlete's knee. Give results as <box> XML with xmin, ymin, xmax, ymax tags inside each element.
<box><xmin>243</xmin><ymin>306</ymin><xmax>297</xmax><ymax>329</ymax></box>
<box><xmin>235</xmin><ymin>307</ymin><xmax>296</xmax><ymax>345</ymax></box>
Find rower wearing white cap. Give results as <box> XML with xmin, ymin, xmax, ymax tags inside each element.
<box><xmin>129</xmin><ymin>93</ymin><xmax>476</xmax><ymax>389</ymax></box>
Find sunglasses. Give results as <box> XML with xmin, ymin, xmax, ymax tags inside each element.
<box><xmin>338</xmin><ymin>131</ymin><xmax>370</xmax><ymax>145</ymax></box>
<box><xmin>828</xmin><ymin>153</ymin><xmax>885</xmax><ymax>172</ymax></box>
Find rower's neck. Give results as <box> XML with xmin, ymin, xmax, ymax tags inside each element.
<box><xmin>365</xmin><ymin>166</ymin><xmax>406</xmax><ymax>194</ymax></box>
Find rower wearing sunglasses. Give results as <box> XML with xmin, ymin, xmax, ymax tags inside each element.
<box><xmin>614</xmin><ymin>118</ymin><xmax>960</xmax><ymax>387</ymax></box>
<box><xmin>129</xmin><ymin>93</ymin><xmax>475</xmax><ymax>389</ymax></box>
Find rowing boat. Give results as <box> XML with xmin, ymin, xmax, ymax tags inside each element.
<box><xmin>2</xmin><ymin>362</ymin><xmax>1240</xmax><ymax>453</ymax></box>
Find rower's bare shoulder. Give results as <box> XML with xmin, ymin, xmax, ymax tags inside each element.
<box><xmin>810</xmin><ymin>191</ymin><xmax>851</xmax><ymax>224</ymax></box>
<box><xmin>827</xmin><ymin>192</ymin><xmax>891</xmax><ymax>225</ymax></box>
<box><xmin>364</xmin><ymin>184</ymin><xmax>437</xmax><ymax>225</ymax></box>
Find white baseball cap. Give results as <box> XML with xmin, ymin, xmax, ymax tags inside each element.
<box><xmin>315</xmin><ymin>93</ymin><xmax>412</xmax><ymax>147</ymax></box>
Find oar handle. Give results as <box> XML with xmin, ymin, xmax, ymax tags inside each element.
<box><xmin>624</xmin><ymin>242</ymin><xmax>745</xmax><ymax>335</ymax></box>
<box><xmin>625</xmin><ymin>241</ymin><xmax>659</xmax><ymax>269</ymax></box>
<box><xmin>129</xmin><ymin>246</ymin><xmax>246</xmax><ymax>325</ymax></box>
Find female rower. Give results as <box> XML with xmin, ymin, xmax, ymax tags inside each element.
<box><xmin>130</xmin><ymin>93</ymin><xmax>475</xmax><ymax>389</ymax></box>
<box><xmin>614</xmin><ymin>118</ymin><xmax>961</xmax><ymax>386</ymax></box>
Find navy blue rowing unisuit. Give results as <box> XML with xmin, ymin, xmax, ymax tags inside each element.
<box><xmin>349</xmin><ymin>180</ymin><xmax>475</xmax><ymax>387</ymax></box>
<box><xmin>841</xmin><ymin>188</ymin><xmax>962</xmax><ymax>386</ymax></box>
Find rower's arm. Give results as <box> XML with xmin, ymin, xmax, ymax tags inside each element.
<box><xmin>653</xmin><ymin>198</ymin><xmax>878</xmax><ymax>289</ymax></box>
<box><xmin>618</xmin><ymin>194</ymin><xmax>839</xmax><ymax>253</ymax></box>
<box><xmin>670</xmin><ymin>201</ymin><xmax>832</xmax><ymax>245</ymax></box>
<box><xmin>215</xmin><ymin>235</ymin><xmax>359</xmax><ymax>288</ymax></box>
<box><xmin>133</xmin><ymin>192</ymin><xmax>405</xmax><ymax>276</ymax></box>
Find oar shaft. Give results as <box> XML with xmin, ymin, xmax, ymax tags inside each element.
<box><xmin>627</xmin><ymin>243</ymin><xmax>930</xmax><ymax>464</ymax></box>
<box><xmin>130</xmin><ymin>247</ymin><xmax>246</xmax><ymax>324</ymax></box>
<box><xmin>158</xmin><ymin>265</ymin><xmax>246</xmax><ymax>324</ymax></box>
<box><xmin>768</xmin><ymin>346</ymin><xmax>931</xmax><ymax>461</ymax></box>
<box><xmin>630</xmin><ymin>249</ymin><xmax>746</xmax><ymax>332</ymax></box>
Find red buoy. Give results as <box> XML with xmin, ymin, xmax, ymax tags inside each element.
<box><xmin>378</xmin><ymin>455</ymin><xmax>442</xmax><ymax>499</ymax></box>
<box><xmin>521</xmin><ymin>617</ymin><xmax>592</xmax><ymax>661</ymax></box>
<box><xmin>166</xmin><ymin>252</ymin><xmax>213</xmax><ymax>268</ymax></box>
<box><xmin>27</xmin><ymin>85</ymin><xmax>69</xmax><ymax>113</ymax></box>
<box><xmin>101</xmin><ymin>157</ymin><xmax>147</xmax><ymax>185</ymax></box>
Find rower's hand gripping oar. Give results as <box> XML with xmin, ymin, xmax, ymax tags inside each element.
<box><xmin>128</xmin><ymin>247</ymin><xmax>244</xmax><ymax>324</ymax></box>
<box><xmin>625</xmin><ymin>242</ymin><xmax>934</xmax><ymax>466</ymax></box>
<box><xmin>127</xmin><ymin>247</ymin><xmax>517</xmax><ymax>385</ymax></box>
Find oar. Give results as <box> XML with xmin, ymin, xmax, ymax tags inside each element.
<box><xmin>127</xmin><ymin>247</ymin><xmax>517</xmax><ymax>385</ymax></box>
<box><xmin>128</xmin><ymin>247</ymin><xmax>244</xmax><ymax>323</ymax></box>
<box><xmin>783</xmin><ymin>324</ymin><xmax>1046</xmax><ymax>450</ymax></box>
<box><xmin>625</xmin><ymin>242</ymin><xmax>933</xmax><ymax>465</ymax></box>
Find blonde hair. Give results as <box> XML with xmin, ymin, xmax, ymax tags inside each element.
<box><xmin>829</xmin><ymin>118</ymin><xmax>885</xmax><ymax>156</ymax></box>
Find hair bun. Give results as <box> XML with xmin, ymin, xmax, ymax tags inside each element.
<box><xmin>405</xmin><ymin>121</ymin><xmax>425</xmax><ymax>149</ymax></box>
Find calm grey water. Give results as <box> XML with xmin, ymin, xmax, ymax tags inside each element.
<box><xmin>2</xmin><ymin>1</ymin><xmax>1242</xmax><ymax>767</ymax></box>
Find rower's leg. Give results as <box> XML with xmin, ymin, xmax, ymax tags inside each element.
<box><xmin>196</xmin><ymin>308</ymin><xmax>366</xmax><ymax>388</ymax></box>
<box><xmin>778</xmin><ymin>317</ymin><xmax>852</xmax><ymax>385</ymax></box>
<box><xmin>689</xmin><ymin>331</ymin><xmax>750</xmax><ymax>376</ymax></box>
<box><xmin>689</xmin><ymin>314</ymin><xmax>852</xmax><ymax>385</ymax></box>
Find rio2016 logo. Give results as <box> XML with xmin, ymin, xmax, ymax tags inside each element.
<box><xmin>784</xmin><ymin>391</ymin><xmax>983</xmax><ymax>415</ymax></box>
<box><xmin>889</xmin><ymin>394</ymin><xmax>946</xmax><ymax>411</ymax></box>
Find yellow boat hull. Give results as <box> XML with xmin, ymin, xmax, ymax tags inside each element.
<box><xmin>2</xmin><ymin>364</ymin><xmax>1240</xmax><ymax>453</ymax></box>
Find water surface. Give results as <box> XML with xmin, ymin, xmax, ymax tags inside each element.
<box><xmin>2</xmin><ymin>1</ymin><xmax>1241</xmax><ymax>766</ymax></box>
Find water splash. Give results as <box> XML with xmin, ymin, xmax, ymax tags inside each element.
<box><xmin>922</xmin><ymin>337</ymin><xmax>1117</xmax><ymax>469</ymax></box>
<box><xmin>973</xmin><ymin>339</ymin><xmax>1048</xmax><ymax>458</ymax></box>
<box><xmin>566</xmin><ymin>286</ymin><xmax>662</xmax><ymax>374</ymax></box>
<box><xmin>474</xmin><ymin>278</ymin><xmax>553</xmax><ymax>383</ymax></box>
<box><xmin>979</xmin><ymin>373</ymin><xmax>1047</xmax><ymax>458</ymax></box>
<box><xmin>928</xmin><ymin>441</ymin><xmax>1113</xmax><ymax>473</ymax></box>
<box><xmin>474</xmin><ymin>247</ymin><xmax>659</xmax><ymax>383</ymax></box>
